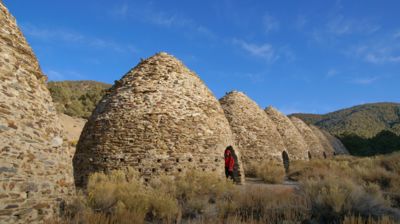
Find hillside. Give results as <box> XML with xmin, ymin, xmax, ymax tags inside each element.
<box><xmin>48</xmin><ymin>80</ymin><xmax>111</xmax><ymax>118</ymax></box>
<box><xmin>291</xmin><ymin>102</ymin><xmax>400</xmax><ymax>156</ymax></box>
<box><xmin>291</xmin><ymin>102</ymin><xmax>400</xmax><ymax>138</ymax></box>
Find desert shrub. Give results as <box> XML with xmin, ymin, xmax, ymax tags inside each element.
<box><xmin>219</xmin><ymin>185</ymin><xmax>310</xmax><ymax>223</ymax></box>
<box><xmin>48</xmin><ymin>81</ymin><xmax>111</xmax><ymax>118</ymax></box>
<box><xmin>290</xmin><ymin>154</ymin><xmax>400</xmax><ymax>222</ymax></box>
<box><xmin>302</xmin><ymin>176</ymin><xmax>393</xmax><ymax>223</ymax></box>
<box><xmin>342</xmin><ymin>214</ymin><xmax>397</xmax><ymax>224</ymax></box>
<box><xmin>248</xmin><ymin>160</ymin><xmax>285</xmax><ymax>184</ymax></box>
<box><xmin>86</xmin><ymin>168</ymin><xmax>179</xmax><ymax>223</ymax></box>
<box><xmin>150</xmin><ymin>170</ymin><xmax>236</xmax><ymax>219</ymax></box>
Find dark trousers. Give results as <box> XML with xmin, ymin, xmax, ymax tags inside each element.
<box><xmin>225</xmin><ymin>167</ymin><xmax>234</xmax><ymax>180</ymax></box>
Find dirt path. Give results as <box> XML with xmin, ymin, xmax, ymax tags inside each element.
<box><xmin>239</xmin><ymin>177</ymin><xmax>300</xmax><ymax>191</ymax></box>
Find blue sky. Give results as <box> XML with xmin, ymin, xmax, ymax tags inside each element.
<box><xmin>4</xmin><ymin>0</ymin><xmax>400</xmax><ymax>114</ymax></box>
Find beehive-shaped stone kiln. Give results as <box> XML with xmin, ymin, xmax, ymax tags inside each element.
<box><xmin>290</xmin><ymin>117</ymin><xmax>325</xmax><ymax>159</ymax></box>
<box><xmin>74</xmin><ymin>52</ymin><xmax>241</xmax><ymax>187</ymax></box>
<box><xmin>220</xmin><ymin>91</ymin><xmax>286</xmax><ymax>171</ymax></box>
<box><xmin>265</xmin><ymin>106</ymin><xmax>309</xmax><ymax>160</ymax></box>
<box><xmin>316</xmin><ymin>126</ymin><xmax>348</xmax><ymax>155</ymax></box>
<box><xmin>0</xmin><ymin>2</ymin><xmax>74</xmax><ymax>222</ymax></box>
<box><xmin>309</xmin><ymin>125</ymin><xmax>336</xmax><ymax>157</ymax></box>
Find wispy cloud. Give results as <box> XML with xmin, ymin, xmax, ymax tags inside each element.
<box><xmin>263</xmin><ymin>13</ymin><xmax>279</xmax><ymax>33</ymax></box>
<box><xmin>21</xmin><ymin>24</ymin><xmax>136</xmax><ymax>53</ymax></box>
<box><xmin>109</xmin><ymin>3</ymin><xmax>216</xmax><ymax>40</ymax></box>
<box><xmin>326</xmin><ymin>15</ymin><xmax>380</xmax><ymax>35</ymax></box>
<box><xmin>295</xmin><ymin>15</ymin><xmax>307</xmax><ymax>30</ymax></box>
<box><xmin>394</xmin><ymin>31</ymin><xmax>400</xmax><ymax>39</ymax></box>
<box><xmin>349</xmin><ymin>35</ymin><xmax>400</xmax><ymax>64</ymax></box>
<box><xmin>232</xmin><ymin>39</ymin><xmax>296</xmax><ymax>63</ymax></box>
<box><xmin>45</xmin><ymin>69</ymin><xmax>87</xmax><ymax>81</ymax></box>
<box><xmin>351</xmin><ymin>76</ymin><xmax>379</xmax><ymax>85</ymax></box>
<box><xmin>326</xmin><ymin>69</ymin><xmax>338</xmax><ymax>78</ymax></box>
<box><xmin>233</xmin><ymin>39</ymin><xmax>278</xmax><ymax>62</ymax></box>
<box><xmin>110</xmin><ymin>3</ymin><xmax>129</xmax><ymax>19</ymax></box>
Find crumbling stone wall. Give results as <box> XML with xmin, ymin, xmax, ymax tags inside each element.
<box><xmin>265</xmin><ymin>107</ymin><xmax>309</xmax><ymax>160</ymax></box>
<box><xmin>290</xmin><ymin>117</ymin><xmax>325</xmax><ymax>159</ymax></box>
<box><xmin>220</xmin><ymin>91</ymin><xmax>286</xmax><ymax>171</ymax></box>
<box><xmin>74</xmin><ymin>52</ymin><xmax>242</xmax><ymax>187</ymax></box>
<box><xmin>0</xmin><ymin>3</ymin><xmax>74</xmax><ymax>223</ymax></box>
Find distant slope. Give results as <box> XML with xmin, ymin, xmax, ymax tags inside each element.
<box><xmin>48</xmin><ymin>81</ymin><xmax>111</xmax><ymax>118</ymax></box>
<box><xmin>291</xmin><ymin>102</ymin><xmax>400</xmax><ymax>138</ymax></box>
<box><xmin>291</xmin><ymin>102</ymin><xmax>400</xmax><ymax>156</ymax></box>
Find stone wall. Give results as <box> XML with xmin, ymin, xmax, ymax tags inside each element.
<box><xmin>265</xmin><ymin>107</ymin><xmax>309</xmax><ymax>160</ymax></box>
<box><xmin>74</xmin><ymin>52</ymin><xmax>242</xmax><ymax>187</ymax></box>
<box><xmin>0</xmin><ymin>2</ymin><xmax>74</xmax><ymax>223</ymax></box>
<box><xmin>319</xmin><ymin>128</ymin><xmax>349</xmax><ymax>155</ymax></box>
<box><xmin>310</xmin><ymin>125</ymin><xmax>335</xmax><ymax>157</ymax></box>
<box><xmin>220</xmin><ymin>91</ymin><xmax>286</xmax><ymax>171</ymax></box>
<box><xmin>290</xmin><ymin>117</ymin><xmax>325</xmax><ymax>159</ymax></box>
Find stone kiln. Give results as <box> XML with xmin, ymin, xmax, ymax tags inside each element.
<box><xmin>265</xmin><ymin>106</ymin><xmax>309</xmax><ymax>161</ymax></box>
<box><xmin>290</xmin><ymin>117</ymin><xmax>325</xmax><ymax>159</ymax></box>
<box><xmin>0</xmin><ymin>2</ymin><xmax>74</xmax><ymax>223</ymax></box>
<box><xmin>220</xmin><ymin>91</ymin><xmax>286</xmax><ymax>171</ymax></box>
<box><xmin>74</xmin><ymin>52</ymin><xmax>242</xmax><ymax>187</ymax></box>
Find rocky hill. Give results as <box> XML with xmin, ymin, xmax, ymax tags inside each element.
<box><xmin>291</xmin><ymin>102</ymin><xmax>400</xmax><ymax>156</ymax></box>
<box><xmin>47</xmin><ymin>81</ymin><xmax>111</xmax><ymax>118</ymax></box>
<box><xmin>291</xmin><ymin>102</ymin><xmax>400</xmax><ymax>138</ymax></box>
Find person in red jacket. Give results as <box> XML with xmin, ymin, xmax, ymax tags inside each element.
<box><xmin>224</xmin><ymin>146</ymin><xmax>235</xmax><ymax>180</ymax></box>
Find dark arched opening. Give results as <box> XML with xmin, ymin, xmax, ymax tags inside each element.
<box><xmin>282</xmin><ymin>151</ymin><xmax>290</xmax><ymax>173</ymax></box>
<box><xmin>323</xmin><ymin>151</ymin><xmax>327</xmax><ymax>159</ymax></box>
<box><xmin>308</xmin><ymin>151</ymin><xmax>312</xmax><ymax>160</ymax></box>
<box><xmin>225</xmin><ymin>146</ymin><xmax>242</xmax><ymax>183</ymax></box>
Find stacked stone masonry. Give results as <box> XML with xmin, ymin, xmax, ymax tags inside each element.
<box><xmin>74</xmin><ymin>52</ymin><xmax>244</xmax><ymax>187</ymax></box>
<box><xmin>309</xmin><ymin>125</ymin><xmax>336</xmax><ymax>157</ymax></box>
<box><xmin>265</xmin><ymin>107</ymin><xmax>309</xmax><ymax>160</ymax></box>
<box><xmin>290</xmin><ymin>117</ymin><xmax>325</xmax><ymax>159</ymax></box>
<box><xmin>318</xmin><ymin>127</ymin><xmax>349</xmax><ymax>155</ymax></box>
<box><xmin>220</xmin><ymin>91</ymin><xmax>286</xmax><ymax>171</ymax></box>
<box><xmin>0</xmin><ymin>2</ymin><xmax>74</xmax><ymax>223</ymax></box>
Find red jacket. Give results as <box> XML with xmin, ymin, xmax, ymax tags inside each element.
<box><xmin>224</xmin><ymin>150</ymin><xmax>235</xmax><ymax>171</ymax></box>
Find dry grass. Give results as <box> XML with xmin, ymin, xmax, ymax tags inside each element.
<box><xmin>51</xmin><ymin>153</ymin><xmax>400</xmax><ymax>223</ymax></box>
<box><xmin>247</xmin><ymin>160</ymin><xmax>286</xmax><ymax>184</ymax></box>
<box><xmin>342</xmin><ymin>214</ymin><xmax>397</xmax><ymax>224</ymax></box>
<box><xmin>218</xmin><ymin>185</ymin><xmax>310</xmax><ymax>223</ymax></box>
<box><xmin>288</xmin><ymin>152</ymin><xmax>400</xmax><ymax>223</ymax></box>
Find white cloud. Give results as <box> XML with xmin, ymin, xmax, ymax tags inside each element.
<box><xmin>46</xmin><ymin>70</ymin><xmax>65</xmax><ymax>81</ymax></box>
<box><xmin>233</xmin><ymin>39</ymin><xmax>278</xmax><ymax>62</ymax></box>
<box><xmin>351</xmin><ymin>76</ymin><xmax>379</xmax><ymax>85</ymax></box>
<box><xmin>263</xmin><ymin>13</ymin><xmax>279</xmax><ymax>33</ymax></box>
<box><xmin>110</xmin><ymin>3</ymin><xmax>129</xmax><ymax>18</ymax></box>
<box><xmin>21</xmin><ymin>24</ymin><xmax>136</xmax><ymax>53</ymax></box>
<box><xmin>394</xmin><ymin>31</ymin><xmax>400</xmax><ymax>39</ymax></box>
<box><xmin>326</xmin><ymin>15</ymin><xmax>380</xmax><ymax>36</ymax></box>
<box><xmin>326</xmin><ymin>69</ymin><xmax>338</xmax><ymax>78</ymax></box>
<box><xmin>295</xmin><ymin>15</ymin><xmax>307</xmax><ymax>30</ymax></box>
<box><xmin>349</xmin><ymin>40</ymin><xmax>400</xmax><ymax>64</ymax></box>
<box><xmin>45</xmin><ymin>69</ymin><xmax>87</xmax><ymax>81</ymax></box>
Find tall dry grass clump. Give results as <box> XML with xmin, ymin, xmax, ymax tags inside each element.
<box><xmin>87</xmin><ymin>168</ymin><xmax>179</xmax><ymax>223</ymax></box>
<box><xmin>247</xmin><ymin>160</ymin><xmax>286</xmax><ymax>184</ymax></box>
<box><xmin>150</xmin><ymin>170</ymin><xmax>236</xmax><ymax>219</ymax></box>
<box><xmin>218</xmin><ymin>185</ymin><xmax>310</xmax><ymax>223</ymax></box>
<box><xmin>57</xmin><ymin>169</ymin><xmax>236</xmax><ymax>223</ymax></box>
<box><xmin>288</xmin><ymin>153</ymin><xmax>400</xmax><ymax>223</ymax></box>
